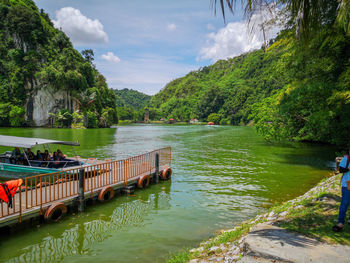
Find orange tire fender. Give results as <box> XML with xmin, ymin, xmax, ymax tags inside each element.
<box><xmin>55</xmin><ymin>178</ymin><xmax>66</xmax><ymax>184</ymax></box>
<box><xmin>36</xmin><ymin>182</ymin><xmax>50</xmax><ymax>188</ymax></box>
<box><xmin>98</xmin><ymin>186</ymin><xmax>114</xmax><ymax>202</ymax></box>
<box><xmin>44</xmin><ymin>202</ymin><xmax>67</xmax><ymax>222</ymax></box>
<box><xmin>161</xmin><ymin>167</ymin><xmax>172</xmax><ymax>180</ymax></box>
<box><xmin>137</xmin><ymin>175</ymin><xmax>150</xmax><ymax>189</ymax></box>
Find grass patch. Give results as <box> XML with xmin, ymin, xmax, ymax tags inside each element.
<box><xmin>165</xmin><ymin>250</ymin><xmax>192</xmax><ymax>263</ymax></box>
<box><xmin>279</xmin><ymin>192</ymin><xmax>350</xmax><ymax>245</ymax></box>
<box><xmin>207</xmin><ymin>223</ymin><xmax>251</xmax><ymax>248</ymax></box>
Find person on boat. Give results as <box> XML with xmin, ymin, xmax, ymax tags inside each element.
<box><xmin>57</xmin><ymin>151</ymin><xmax>68</xmax><ymax>168</ymax></box>
<box><xmin>35</xmin><ymin>150</ymin><xmax>44</xmax><ymax>167</ymax></box>
<box><xmin>43</xmin><ymin>150</ymin><xmax>50</xmax><ymax>160</ymax></box>
<box><xmin>26</xmin><ymin>148</ymin><xmax>35</xmax><ymax>160</ymax></box>
<box><xmin>51</xmin><ymin>152</ymin><xmax>61</xmax><ymax>168</ymax></box>
<box><xmin>10</xmin><ymin>147</ymin><xmax>22</xmax><ymax>164</ymax></box>
<box><xmin>24</xmin><ymin>148</ymin><xmax>35</xmax><ymax>166</ymax></box>
<box><xmin>42</xmin><ymin>150</ymin><xmax>50</xmax><ymax>167</ymax></box>
<box><xmin>36</xmin><ymin>150</ymin><xmax>43</xmax><ymax>160</ymax></box>
<box><xmin>57</xmin><ymin>149</ymin><xmax>67</xmax><ymax>158</ymax></box>
<box><xmin>333</xmin><ymin>153</ymin><xmax>350</xmax><ymax>232</ymax></box>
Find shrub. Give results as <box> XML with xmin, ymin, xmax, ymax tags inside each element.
<box><xmin>0</xmin><ymin>103</ymin><xmax>11</xmax><ymax>126</ymax></box>
<box><xmin>207</xmin><ymin>113</ymin><xmax>220</xmax><ymax>124</ymax></box>
<box><xmin>86</xmin><ymin>111</ymin><xmax>98</xmax><ymax>128</ymax></box>
<box><xmin>9</xmin><ymin>105</ymin><xmax>25</xmax><ymax>127</ymax></box>
<box><xmin>219</xmin><ymin>117</ymin><xmax>230</xmax><ymax>125</ymax></box>
<box><xmin>72</xmin><ymin>111</ymin><xmax>84</xmax><ymax>128</ymax></box>
<box><xmin>99</xmin><ymin>107</ymin><xmax>118</xmax><ymax>127</ymax></box>
<box><xmin>56</xmin><ymin>109</ymin><xmax>73</xmax><ymax>128</ymax></box>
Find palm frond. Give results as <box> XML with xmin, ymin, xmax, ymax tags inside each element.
<box><xmin>337</xmin><ymin>0</ymin><xmax>350</xmax><ymax>34</ymax></box>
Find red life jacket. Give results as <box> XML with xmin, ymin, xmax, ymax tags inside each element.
<box><xmin>0</xmin><ymin>179</ymin><xmax>23</xmax><ymax>208</ymax></box>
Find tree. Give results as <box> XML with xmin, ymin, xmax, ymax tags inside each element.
<box><xmin>56</xmin><ymin>109</ymin><xmax>73</xmax><ymax>128</ymax></box>
<box><xmin>197</xmin><ymin>86</ymin><xmax>229</xmax><ymax>119</ymax></box>
<box><xmin>117</xmin><ymin>107</ymin><xmax>134</xmax><ymax>120</ymax></box>
<box><xmin>81</xmin><ymin>49</ymin><xmax>95</xmax><ymax>66</ymax></box>
<box><xmin>212</xmin><ymin>0</ymin><xmax>347</xmax><ymax>40</ymax></box>
<box><xmin>99</xmin><ymin>107</ymin><xmax>118</xmax><ymax>127</ymax></box>
<box><xmin>9</xmin><ymin>105</ymin><xmax>25</xmax><ymax>127</ymax></box>
<box><xmin>207</xmin><ymin>113</ymin><xmax>221</xmax><ymax>124</ymax></box>
<box><xmin>73</xmin><ymin>90</ymin><xmax>96</xmax><ymax>112</ymax></box>
<box><xmin>86</xmin><ymin>111</ymin><xmax>98</xmax><ymax>128</ymax></box>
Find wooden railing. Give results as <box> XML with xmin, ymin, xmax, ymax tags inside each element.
<box><xmin>0</xmin><ymin>147</ymin><xmax>171</xmax><ymax>221</ymax></box>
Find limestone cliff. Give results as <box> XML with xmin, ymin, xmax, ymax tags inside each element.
<box><xmin>0</xmin><ymin>0</ymin><xmax>116</xmax><ymax>127</ymax></box>
<box><xmin>25</xmin><ymin>84</ymin><xmax>76</xmax><ymax>126</ymax></box>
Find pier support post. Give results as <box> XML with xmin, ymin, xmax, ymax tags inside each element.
<box><xmin>78</xmin><ymin>168</ymin><xmax>85</xmax><ymax>212</ymax></box>
<box><xmin>155</xmin><ymin>153</ymin><xmax>159</xmax><ymax>184</ymax></box>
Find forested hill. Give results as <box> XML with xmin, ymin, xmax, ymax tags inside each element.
<box><xmin>114</xmin><ymin>88</ymin><xmax>150</xmax><ymax>110</ymax></box>
<box><xmin>149</xmin><ymin>10</ymin><xmax>350</xmax><ymax>146</ymax></box>
<box><xmin>0</xmin><ymin>0</ymin><xmax>117</xmax><ymax>128</ymax></box>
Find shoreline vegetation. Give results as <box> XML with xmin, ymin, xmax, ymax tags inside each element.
<box><xmin>1</xmin><ymin>0</ymin><xmax>350</xmax><ymax>147</ymax></box>
<box><xmin>167</xmin><ymin>170</ymin><xmax>348</xmax><ymax>263</ymax></box>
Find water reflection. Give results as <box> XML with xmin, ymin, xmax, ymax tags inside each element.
<box><xmin>5</xmin><ymin>184</ymin><xmax>171</xmax><ymax>263</ymax></box>
<box><xmin>0</xmin><ymin>125</ymin><xmax>335</xmax><ymax>263</ymax></box>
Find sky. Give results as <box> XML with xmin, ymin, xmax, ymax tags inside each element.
<box><xmin>34</xmin><ymin>0</ymin><xmax>277</xmax><ymax>95</ymax></box>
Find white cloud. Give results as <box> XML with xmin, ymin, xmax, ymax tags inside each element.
<box><xmin>53</xmin><ymin>7</ymin><xmax>108</xmax><ymax>45</ymax></box>
<box><xmin>198</xmin><ymin>22</ymin><xmax>262</xmax><ymax>62</ymax></box>
<box><xmin>167</xmin><ymin>23</ymin><xmax>177</xmax><ymax>31</ymax></box>
<box><xmin>199</xmin><ymin>8</ymin><xmax>280</xmax><ymax>62</ymax></box>
<box><xmin>101</xmin><ymin>52</ymin><xmax>121</xmax><ymax>63</ymax></box>
<box><xmin>206</xmin><ymin>23</ymin><xmax>215</xmax><ymax>31</ymax></box>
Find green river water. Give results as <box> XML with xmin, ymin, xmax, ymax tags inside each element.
<box><xmin>0</xmin><ymin>125</ymin><xmax>335</xmax><ymax>262</ymax></box>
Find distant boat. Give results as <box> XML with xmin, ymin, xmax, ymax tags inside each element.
<box><xmin>208</xmin><ymin>122</ymin><xmax>215</xmax><ymax>125</ymax></box>
<box><xmin>0</xmin><ymin>135</ymin><xmax>89</xmax><ymax>174</ymax></box>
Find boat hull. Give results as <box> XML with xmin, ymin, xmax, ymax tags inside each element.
<box><xmin>0</xmin><ymin>163</ymin><xmax>59</xmax><ymax>174</ymax></box>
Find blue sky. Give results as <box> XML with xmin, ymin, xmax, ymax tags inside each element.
<box><xmin>34</xmin><ymin>0</ymin><xmax>273</xmax><ymax>95</ymax></box>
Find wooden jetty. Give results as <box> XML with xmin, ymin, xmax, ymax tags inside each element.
<box><xmin>0</xmin><ymin>147</ymin><xmax>172</xmax><ymax>228</ymax></box>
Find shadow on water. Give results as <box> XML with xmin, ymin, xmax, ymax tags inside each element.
<box><xmin>0</xmin><ymin>182</ymin><xmax>172</xmax><ymax>263</ymax></box>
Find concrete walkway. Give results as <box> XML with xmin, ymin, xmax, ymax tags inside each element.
<box><xmin>238</xmin><ymin>223</ymin><xmax>350</xmax><ymax>263</ymax></box>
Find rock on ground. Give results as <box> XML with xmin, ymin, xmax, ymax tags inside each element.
<box><xmin>237</xmin><ymin>223</ymin><xmax>350</xmax><ymax>263</ymax></box>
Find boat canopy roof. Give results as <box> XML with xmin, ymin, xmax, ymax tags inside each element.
<box><xmin>0</xmin><ymin>135</ymin><xmax>80</xmax><ymax>148</ymax></box>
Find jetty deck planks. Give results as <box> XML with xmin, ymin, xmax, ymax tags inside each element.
<box><xmin>0</xmin><ymin>147</ymin><xmax>171</xmax><ymax>227</ymax></box>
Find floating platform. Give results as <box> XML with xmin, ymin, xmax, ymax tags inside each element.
<box><xmin>0</xmin><ymin>147</ymin><xmax>172</xmax><ymax>229</ymax></box>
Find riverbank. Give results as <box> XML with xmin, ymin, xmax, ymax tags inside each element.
<box><xmin>168</xmin><ymin>171</ymin><xmax>350</xmax><ymax>263</ymax></box>
<box><xmin>0</xmin><ymin>126</ymin><xmax>334</xmax><ymax>262</ymax></box>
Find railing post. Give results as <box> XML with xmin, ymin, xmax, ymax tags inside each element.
<box><xmin>78</xmin><ymin>168</ymin><xmax>85</xmax><ymax>212</ymax></box>
<box><xmin>154</xmin><ymin>153</ymin><xmax>159</xmax><ymax>184</ymax></box>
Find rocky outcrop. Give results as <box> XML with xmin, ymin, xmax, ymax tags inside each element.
<box><xmin>237</xmin><ymin>223</ymin><xmax>350</xmax><ymax>263</ymax></box>
<box><xmin>25</xmin><ymin>82</ymin><xmax>75</xmax><ymax>126</ymax></box>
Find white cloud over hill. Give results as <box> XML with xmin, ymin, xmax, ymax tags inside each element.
<box><xmin>101</xmin><ymin>52</ymin><xmax>121</xmax><ymax>63</ymax></box>
<box><xmin>199</xmin><ymin>7</ymin><xmax>281</xmax><ymax>62</ymax></box>
<box><xmin>199</xmin><ymin>22</ymin><xmax>262</xmax><ymax>62</ymax></box>
<box><xmin>53</xmin><ymin>7</ymin><xmax>108</xmax><ymax>45</ymax></box>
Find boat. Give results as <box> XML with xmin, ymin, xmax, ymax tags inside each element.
<box><xmin>0</xmin><ymin>135</ymin><xmax>88</xmax><ymax>174</ymax></box>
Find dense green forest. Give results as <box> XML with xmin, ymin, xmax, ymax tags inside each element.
<box><xmin>0</xmin><ymin>0</ymin><xmax>117</xmax><ymax>128</ymax></box>
<box><xmin>149</xmin><ymin>0</ymin><xmax>350</xmax><ymax>146</ymax></box>
<box><xmin>114</xmin><ymin>88</ymin><xmax>150</xmax><ymax>109</ymax></box>
<box><xmin>114</xmin><ymin>88</ymin><xmax>150</xmax><ymax>121</ymax></box>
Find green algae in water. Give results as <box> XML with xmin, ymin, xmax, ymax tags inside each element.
<box><xmin>0</xmin><ymin>125</ymin><xmax>335</xmax><ymax>262</ymax></box>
